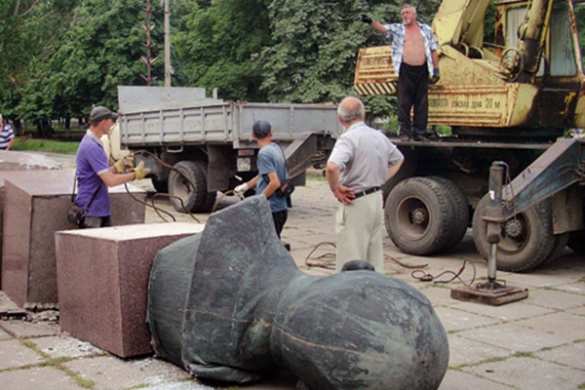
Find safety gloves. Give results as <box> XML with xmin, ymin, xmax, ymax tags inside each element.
<box><xmin>133</xmin><ymin>161</ymin><xmax>151</xmax><ymax>180</ymax></box>
<box><xmin>361</xmin><ymin>14</ymin><xmax>373</xmax><ymax>24</ymax></box>
<box><xmin>430</xmin><ymin>67</ymin><xmax>441</xmax><ymax>84</ymax></box>
<box><xmin>234</xmin><ymin>183</ymin><xmax>249</xmax><ymax>198</ymax></box>
<box><xmin>112</xmin><ymin>155</ymin><xmax>134</xmax><ymax>174</ymax></box>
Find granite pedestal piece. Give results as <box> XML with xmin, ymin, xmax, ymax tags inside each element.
<box><xmin>1</xmin><ymin>170</ymin><xmax>146</xmax><ymax>307</ymax></box>
<box><xmin>148</xmin><ymin>196</ymin><xmax>450</xmax><ymax>390</ymax></box>
<box><xmin>55</xmin><ymin>223</ymin><xmax>204</xmax><ymax>358</ymax></box>
<box><xmin>0</xmin><ymin>151</ymin><xmax>62</xmax><ymax>288</ymax></box>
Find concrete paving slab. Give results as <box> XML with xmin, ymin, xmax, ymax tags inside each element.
<box><xmin>498</xmin><ymin>270</ymin><xmax>585</xmax><ymax>289</ymax></box>
<box><xmin>0</xmin><ymin>366</ymin><xmax>80</xmax><ymax>390</ymax></box>
<box><xmin>434</xmin><ymin>306</ymin><xmax>501</xmax><ymax>333</ymax></box>
<box><xmin>0</xmin><ymin>291</ymin><xmax>19</xmax><ymax>312</ymax></box>
<box><xmin>448</xmin><ymin>336</ymin><xmax>513</xmax><ymax>368</ymax></box>
<box><xmin>0</xmin><ymin>327</ymin><xmax>11</xmax><ymax>340</ymax></box>
<box><xmin>140</xmin><ymin>382</ymin><xmax>213</xmax><ymax>390</ymax></box>
<box><xmin>33</xmin><ymin>336</ymin><xmax>104</xmax><ymax>359</ymax></box>
<box><xmin>524</xmin><ymin>288</ymin><xmax>585</xmax><ymax>310</ymax></box>
<box><xmin>419</xmin><ymin>286</ymin><xmax>458</xmax><ymax>307</ymax></box>
<box><xmin>511</xmin><ymin>312</ymin><xmax>585</xmax><ymax>343</ymax></box>
<box><xmin>64</xmin><ymin>356</ymin><xmax>191</xmax><ymax>390</ymax></box>
<box><xmin>0</xmin><ymin>340</ymin><xmax>43</xmax><ymax>370</ymax></box>
<box><xmin>463</xmin><ymin>357</ymin><xmax>585</xmax><ymax>390</ymax></box>
<box><xmin>0</xmin><ymin>320</ymin><xmax>60</xmax><ymax>338</ymax></box>
<box><xmin>535</xmin><ymin>341</ymin><xmax>585</xmax><ymax>371</ymax></box>
<box><xmin>438</xmin><ymin>369</ymin><xmax>514</xmax><ymax>390</ymax></box>
<box><xmin>457</xmin><ymin>322</ymin><xmax>571</xmax><ymax>353</ymax></box>
<box><xmin>567</xmin><ymin>306</ymin><xmax>585</xmax><ymax>316</ymax></box>
<box><xmin>447</xmin><ymin>300</ymin><xmax>554</xmax><ymax>321</ymax></box>
<box><xmin>552</xmin><ymin>282</ymin><xmax>585</xmax><ymax>296</ymax></box>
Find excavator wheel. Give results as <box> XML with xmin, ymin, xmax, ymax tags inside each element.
<box><xmin>429</xmin><ymin>177</ymin><xmax>470</xmax><ymax>253</ymax></box>
<box><xmin>472</xmin><ymin>196</ymin><xmax>556</xmax><ymax>272</ymax></box>
<box><xmin>384</xmin><ymin>177</ymin><xmax>457</xmax><ymax>256</ymax></box>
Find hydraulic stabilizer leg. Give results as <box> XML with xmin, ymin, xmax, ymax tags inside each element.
<box><xmin>451</xmin><ymin>162</ymin><xmax>529</xmax><ymax>306</ymax></box>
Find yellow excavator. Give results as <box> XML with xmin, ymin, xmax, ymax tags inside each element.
<box><xmin>355</xmin><ymin>0</ymin><xmax>585</xmax><ymax>271</ymax></box>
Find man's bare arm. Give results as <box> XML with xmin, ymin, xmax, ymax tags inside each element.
<box><xmin>99</xmin><ymin>171</ymin><xmax>135</xmax><ymax>187</ymax></box>
<box><xmin>387</xmin><ymin>159</ymin><xmax>404</xmax><ymax>180</ymax></box>
<box><xmin>372</xmin><ymin>20</ymin><xmax>388</xmax><ymax>34</ymax></box>
<box><xmin>263</xmin><ymin>171</ymin><xmax>281</xmax><ymax>199</ymax></box>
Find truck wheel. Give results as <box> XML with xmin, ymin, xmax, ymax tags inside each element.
<box><xmin>384</xmin><ymin>177</ymin><xmax>456</xmax><ymax>255</ymax></box>
<box><xmin>568</xmin><ymin>231</ymin><xmax>585</xmax><ymax>255</ymax></box>
<box><xmin>472</xmin><ymin>196</ymin><xmax>556</xmax><ymax>272</ymax></box>
<box><xmin>430</xmin><ymin>177</ymin><xmax>470</xmax><ymax>253</ymax></box>
<box><xmin>168</xmin><ymin>161</ymin><xmax>214</xmax><ymax>213</ymax></box>
<box><xmin>382</xmin><ymin>149</ymin><xmax>418</xmax><ymax>204</ymax></box>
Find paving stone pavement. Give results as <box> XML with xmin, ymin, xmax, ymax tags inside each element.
<box><xmin>0</xmin><ymin>175</ymin><xmax>584</xmax><ymax>389</ymax></box>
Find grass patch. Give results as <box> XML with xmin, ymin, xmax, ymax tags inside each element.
<box><xmin>17</xmin><ymin>338</ymin><xmax>95</xmax><ymax>388</ymax></box>
<box><xmin>12</xmin><ymin>137</ymin><xmax>79</xmax><ymax>154</ymax></box>
<box><xmin>578</xmin><ymin>383</ymin><xmax>585</xmax><ymax>389</ymax></box>
<box><xmin>127</xmin><ymin>384</ymin><xmax>148</xmax><ymax>390</ymax></box>
<box><xmin>59</xmin><ymin>365</ymin><xmax>95</xmax><ymax>389</ymax></box>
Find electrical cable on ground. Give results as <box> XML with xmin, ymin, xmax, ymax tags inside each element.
<box><xmin>411</xmin><ymin>260</ymin><xmax>477</xmax><ymax>287</ymax></box>
<box><xmin>304</xmin><ymin>241</ymin><xmax>429</xmax><ymax>271</ymax></box>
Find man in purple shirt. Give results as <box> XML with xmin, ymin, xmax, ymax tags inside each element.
<box><xmin>75</xmin><ymin>106</ymin><xmax>148</xmax><ymax>228</ymax></box>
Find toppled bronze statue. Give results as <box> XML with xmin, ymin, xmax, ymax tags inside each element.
<box><xmin>147</xmin><ymin>196</ymin><xmax>449</xmax><ymax>389</ymax></box>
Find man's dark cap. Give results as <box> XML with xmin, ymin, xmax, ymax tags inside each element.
<box><xmin>252</xmin><ymin>120</ymin><xmax>272</xmax><ymax>139</ymax></box>
<box><xmin>89</xmin><ymin>106</ymin><xmax>118</xmax><ymax>122</ymax></box>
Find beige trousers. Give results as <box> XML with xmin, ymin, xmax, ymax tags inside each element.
<box><xmin>335</xmin><ymin>191</ymin><xmax>384</xmax><ymax>273</ymax></box>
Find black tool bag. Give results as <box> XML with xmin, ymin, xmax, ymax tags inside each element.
<box><xmin>67</xmin><ymin>172</ymin><xmax>99</xmax><ymax>228</ymax></box>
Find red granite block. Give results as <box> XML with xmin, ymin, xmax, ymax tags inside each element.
<box><xmin>0</xmin><ymin>151</ymin><xmax>61</xmax><ymax>289</ymax></box>
<box><xmin>1</xmin><ymin>170</ymin><xmax>146</xmax><ymax>307</ymax></box>
<box><xmin>55</xmin><ymin>223</ymin><xmax>204</xmax><ymax>358</ymax></box>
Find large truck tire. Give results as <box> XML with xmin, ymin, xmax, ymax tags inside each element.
<box><xmin>430</xmin><ymin>177</ymin><xmax>470</xmax><ymax>253</ymax></box>
<box><xmin>168</xmin><ymin>161</ymin><xmax>216</xmax><ymax>213</ymax></box>
<box><xmin>472</xmin><ymin>196</ymin><xmax>556</xmax><ymax>272</ymax></box>
<box><xmin>384</xmin><ymin>177</ymin><xmax>457</xmax><ymax>256</ymax></box>
<box><xmin>382</xmin><ymin>149</ymin><xmax>418</xmax><ymax>205</ymax></box>
<box><xmin>568</xmin><ymin>231</ymin><xmax>585</xmax><ymax>255</ymax></box>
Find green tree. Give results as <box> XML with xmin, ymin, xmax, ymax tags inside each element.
<box><xmin>18</xmin><ymin>0</ymin><xmax>164</xmax><ymax>122</ymax></box>
<box><xmin>0</xmin><ymin>1</ymin><xmax>79</xmax><ymax>121</ymax></box>
<box><xmin>173</xmin><ymin>0</ymin><xmax>271</xmax><ymax>100</ymax></box>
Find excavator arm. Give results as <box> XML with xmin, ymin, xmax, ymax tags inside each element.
<box><xmin>500</xmin><ymin>0</ymin><xmax>554</xmax><ymax>82</ymax></box>
<box><xmin>432</xmin><ymin>0</ymin><xmax>492</xmax><ymax>49</ymax></box>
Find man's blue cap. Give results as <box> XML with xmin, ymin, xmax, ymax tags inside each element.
<box><xmin>252</xmin><ymin>120</ymin><xmax>272</xmax><ymax>139</ymax></box>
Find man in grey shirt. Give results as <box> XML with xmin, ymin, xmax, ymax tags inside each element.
<box><xmin>326</xmin><ymin>97</ymin><xmax>404</xmax><ymax>273</ymax></box>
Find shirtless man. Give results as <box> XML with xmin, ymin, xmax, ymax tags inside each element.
<box><xmin>363</xmin><ymin>4</ymin><xmax>439</xmax><ymax>140</ymax></box>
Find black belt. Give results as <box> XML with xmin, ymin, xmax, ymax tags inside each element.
<box><xmin>353</xmin><ymin>186</ymin><xmax>381</xmax><ymax>199</ymax></box>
